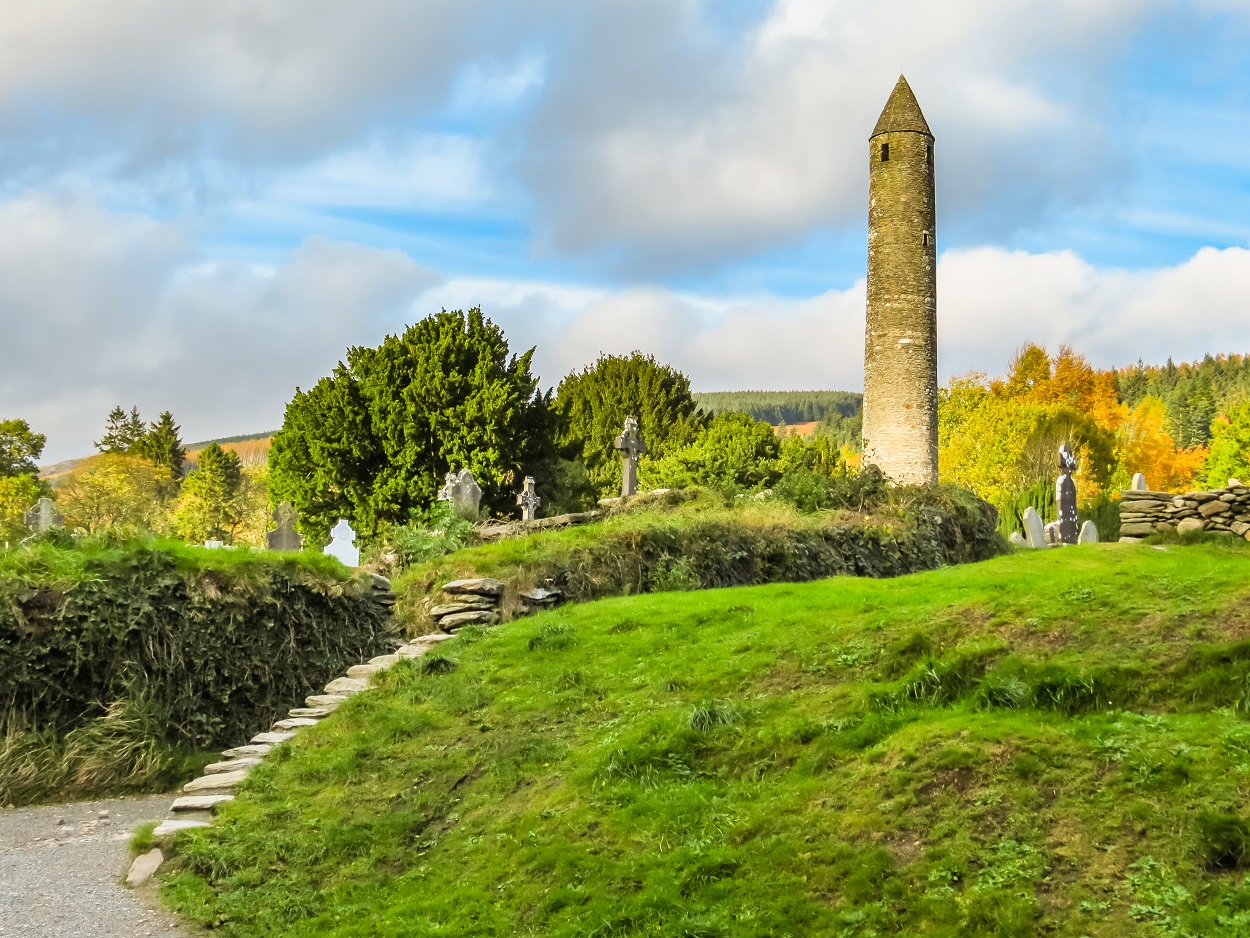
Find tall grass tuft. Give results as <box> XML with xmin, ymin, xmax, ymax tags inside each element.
<box><xmin>0</xmin><ymin>693</ymin><xmax>201</xmax><ymax>806</ymax></box>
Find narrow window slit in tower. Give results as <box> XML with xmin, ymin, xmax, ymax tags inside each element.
<box><xmin>880</xmin><ymin>143</ymin><xmax>889</xmax><ymax>162</ymax></box>
<box><xmin>926</xmin><ymin>143</ymin><xmax>933</xmax><ymax>166</ymax></box>
<box><xmin>922</xmin><ymin>231</ymin><xmax>931</xmax><ymax>247</ymax></box>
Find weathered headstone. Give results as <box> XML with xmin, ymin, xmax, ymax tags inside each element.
<box><xmin>267</xmin><ymin>501</ymin><xmax>303</xmax><ymax>551</ymax></box>
<box><xmin>204</xmin><ymin>540</ymin><xmax>225</xmax><ymax>549</ymax></box>
<box><xmin>613</xmin><ymin>416</ymin><xmax>647</xmax><ymax>498</ymax></box>
<box><xmin>1130</xmin><ymin>472</ymin><xmax>1148</xmax><ymax>491</ymax></box>
<box><xmin>1022</xmin><ymin>506</ymin><xmax>1047</xmax><ymax>549</ymax></box>
<box><xmin>324</xmin><ymin>518</ymin><xmax>359</xmax><ymax>567</ymax></box>
<box><xmin>1056</xmin><ymin>444</ymin><xmax>1079</xmax><ymax>546</ymax></box>
<box><xmin>1078</xmin><ymin>520</ymin><xmax>1099</xmax><ymax>544</ymax></box>
<box><xmin>438</xmin><ymin>468</ymin><xmax>483</xmax><ymax>520</ymax></box>
<box><xmin>23</xmin><ymin>497</ymin><xmax>62</xmax><ymax>534</ymax></box>
<box><xmin>516</xmin><ymin>476</ymin><xmax>541</xmax><ymax>521</ymax></box>
<box><xmin>1008</xmin><ymin>531</ymin><xmax>1027</xmax><ymax>547</ymax></box>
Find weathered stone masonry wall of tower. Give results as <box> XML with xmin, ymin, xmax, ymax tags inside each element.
<box><xmin>863</xmin><ymin>76</ymin><xmax>938</xmax><ymax>485</ymax></box>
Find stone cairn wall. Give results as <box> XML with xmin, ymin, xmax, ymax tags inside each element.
<box><xmin>1119</xmin><ymin>483</ymin><xmax>1250</xmax><ymax>542</ymax></box>
<box><xmin>424</xmin><ymin>577</ymin><xmax>561</xmax><ymax>631</ymax></box>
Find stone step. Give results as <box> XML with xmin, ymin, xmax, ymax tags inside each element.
<box><xmin>204</xmin><ymin>757</ymin><xmax>263</xmax><ymax>775</ymax></box>
<box><xmin>273</xmin><ymin>717</ymin><xmax>320</xmax><ymax>731</ymax></box>
<box><xmin>250</xmin><ymin>731</ymin><xmax>297</xmax><ymax>745</ymax></box>
<box><xmin>367</xmin><ymin>654</ymin><xmax>401</xmax><ymax>667</ymax></box>
<box><xmin>324</xmin><ymin>677</ymin><xmax>370</xmax><ymax>695</ymax></box>
<box><xmin>220</xmin><ymin>743</ymin><xmax>273</xmax><ymax>759</ymax></box>
<box><xmin>153</xmin><ymin>818</ymin><xmax>212</xmax><ymax>837</ymax></box>
<box><xmin>346</xmin><ymin>663</ymin><xmax>386</xmax><ymax>680</ymax></box>
<box><xmin>171</xmin><ymin>794</ymin><xmax>234</xmax><ymax>812</ymax></box>
<box><xmin>288</xmin><ymin>706</ymin><xmax>334</xmax><ymax>718</ymax></box>
<box><xmin>183</xmin><ymin>769</ymin><xmax>249</xmax><ymax>793</ymax></box>
<box><xmin>305</xmin><ymin>694</ymin><xmax>350</xmax><ymax>709</ymax></box>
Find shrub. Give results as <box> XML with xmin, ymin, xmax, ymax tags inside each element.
<box><xmin>0</xmin><ymin>540</ymin><xmax>392</xmax><ymax>750</ymax></box>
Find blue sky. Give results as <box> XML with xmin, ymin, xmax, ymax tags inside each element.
<box><xmin>1</xmin><ymin>0</ymin><xmax>1248</xmax><ymax>461</ymax></box>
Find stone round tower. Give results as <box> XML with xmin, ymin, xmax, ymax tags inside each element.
<box><xmin>862</xmin><ymin>75</ymin><xmax>938</xmax><ymax>484</ymax></box>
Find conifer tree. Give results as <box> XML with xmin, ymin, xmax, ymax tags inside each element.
<box><xmin>95</xmin><ymin>406</ymin><xmax>147</xmax><ymax>454</ymax></box>
<box><xmin>137</xmin><ymin>411</ymin><xmax>187</xmax><ymax>478</ymax></box>
<box><xmin>175</xmin><ymin>443</ymin><xmax>244</xmax><ymax>542</ymax></box>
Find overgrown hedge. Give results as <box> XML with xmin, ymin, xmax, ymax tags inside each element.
<box><xmin>1</xmin><ymin>540</ymin><xmax>392</xmax><ymax>749</ymax></box>
<box><xmin>400</xmin><ymin>486</ymin><xmax>1005</xmax><ymax>626</ymax></box>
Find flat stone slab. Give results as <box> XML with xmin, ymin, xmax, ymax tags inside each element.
<box><xmin>367</xmin><ymin>654</ymin><xmax>401</xmax><ymax>667</ymax></box>
<box><xmin>288</xmin><ymin>707</ymin><xmax>335</xmax><ymax>718</ymax></box>
<box><xmin>220</xmin><ymin>743</ymin><xmax>273</xmax><ymax>759</ymax></box>
<box><xmin>442</xmin><ymin>577</ymin><xmax>504</xmax><ymax>596</ymax></box>
<box><xmin>440</xmin><ymin>610</ymin><xmax>498</xmax><ymax>630</ymax></box>
<box><xmin>324</xmin><ymin>676</ymin><xmax>370</xmax><ymax>695</ymax></box>
<box><xmin>126</xmin><ymin>848</ymin><xmax>164</xmax><ymax>885</ymax></box>
<box><xmin>305</xmin><ymin>694</ymin><xmax>350</xmax><ymax>709</ymax></box>
<box><xmin>204</xmin><ymin>757</ymin><xmax>263</xmax><ymax>774</ymax></box>
<box><xmin>171</xmin><ymin>794</ymin><xmax>234</xmax><ymax>812</ymax></box>
<box><xmin>153</xmin><ymin>818</ymin><xmax>212</xmax><ymax>837</ymax></box>
<box><xmin>183</xmin><ymin>769</ymin><xmax>249</xmax><ymax>793</ymax></box>
<box><xmin>272</xmin><ymin>717</ymin><xmax>321</xmax><ymax>730</ymax></box>
<box><xmin>430</xmin><ymin>600</ymin><xmax>496</xmax><ymax>617</ymax></box>
<box><xmin>347</xmin><ymin>663</ymin><xmax>386</xmax><ymax>680</ymax></box>
<box><xmin>250</xmin><ymin>731</ymin><xmax>297</xmax><ymax>745</ymax></box>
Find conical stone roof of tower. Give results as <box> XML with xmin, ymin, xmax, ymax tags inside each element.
<box><xmin>871</xmin><ymin>75</ymin><xmax>932</xmax><ymax>138</ymax></box>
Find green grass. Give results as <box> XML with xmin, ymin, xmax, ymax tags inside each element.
<box><xmin>161</xmin><ymin>541</ymin><xmax>1250</xmax><ymax>936</ymax></box>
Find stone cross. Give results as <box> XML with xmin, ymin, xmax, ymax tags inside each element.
<box><xmin>324</xmin><ymin>518</ymin><xmax>359</xmax><ymax>567</ymax></box>
<box><xmin>267</xmin><ymin>501</ymin><xmax>303</xmax><ymax>551</ymax></box>
<box><xmin>438</xmin><ymin>468</ymin><xmax>482</xmax><ymax>520</ymax></box>
<box><xmin>23</xmin><ymin>497</ymin><xmax>63</xmax><ymax>534</ymax></box>
<box><xmin>1056</xmin><ymin>444</ymin><xmax>1079</xmax><ymax>546</ymax></box>
<box><xmin>516</xmin><ymin>476</ymin><xmax>541</xmax><ymax>521</ymax></box>
<box><xmin>613</xmin><ymin>416</ymin><xmax>647</xmax><ymax>498</ymax></box>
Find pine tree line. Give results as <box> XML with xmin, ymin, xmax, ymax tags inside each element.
<box><xmin>693</xmin><ymin>390</ymin><xmax>863</xmax><ymax>426</ymax></box>
<box><xmin>1117</xmin><ymin>353</ymin><xmax>1250</xmax><ymax>448</ymax></box>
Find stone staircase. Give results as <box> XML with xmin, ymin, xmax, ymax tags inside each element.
<box><xmin>150</xmin><ymin>615</ymin><xmax>452</xmax><ymax>838</ymax></box>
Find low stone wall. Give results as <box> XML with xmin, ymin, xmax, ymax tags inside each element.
<box><xmin>1119</xmin><ymin>484</ymin><xmax>1250</xmax><ymax>542</ymax></box>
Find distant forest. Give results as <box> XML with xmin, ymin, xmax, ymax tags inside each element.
<box><xmin>693</xmin><ymin>390</ymin><xmax>862</xmax><ymax>425</ymax></box>
<box><xmin>1117</xmin><ymin>353</ymin><xmax>1250</xmax><ymax>448</ymax></box>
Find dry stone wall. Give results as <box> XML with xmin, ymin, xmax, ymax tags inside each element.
<box><xmin>1119</xmin><ymin>484</ymin><xmax>1250</xmax><ymax>541</ymax></box>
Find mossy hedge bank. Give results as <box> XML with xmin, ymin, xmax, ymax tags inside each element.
<box><xmin>399</xmin><ymin>486</ymin><xmax>1005</xmax><ymax>628</ymax></box>
<box><xmin>1</xmin><ymin>538</ymin><xmax>392</xmax><ymax>752</ymax></box>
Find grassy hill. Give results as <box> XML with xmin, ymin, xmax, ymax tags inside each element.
<box><xmin>161</xmin><ymin>541</ymin><xmax>1250</xmax><ymax>937</ymax></box>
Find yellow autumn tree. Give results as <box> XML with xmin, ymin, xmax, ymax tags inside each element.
<box><xmin>1114</xmin><ymin>397</ymin><xmax>1207</xmax><ymax>492</ymax></box>
<box><xmin>56</xmin><ymin>454</ymin><xmax>171</xmax><ymax>534</ymax></box>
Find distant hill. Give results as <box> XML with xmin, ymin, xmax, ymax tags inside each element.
<box><xmin>693</xmin><ymin>390</ymin><xmax>862</xmax><ymax>425</ymax></box>
<box><xmin>39</xmin><ymin>431</ymin><xmax>278</xmax><ymax>479</ymax></box>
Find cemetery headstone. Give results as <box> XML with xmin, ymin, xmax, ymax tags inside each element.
<box><xmin>613</xmin><ymin>416</ymin><xmax>647</xmax><ymax>498</ymax></box>
<box><xmin>1022</xmin><ymin>506</ymin><xmax>1047</xmax><ymax>549</ymax></box>
<box><xmin>1078</xmin><ymin>520</ymin><xmax>1099</xmax><ymax>544</ymax></box>
<box><xmin>516</xmin><ymin>476</ymin><xmax>541</xmax><ymax>521</ymax></box>
<box><xmin>23</xmin><ymin>497</ymin><xmax>63</xmax><ymax>535</ymax></box>
<box><xmin>267</xmin><ymin>501</ymin><xmax>303</xmax><ymax>551</ymax></box>
<box><xmin>438</xmin><ymin>468</ymin><xmax>483</xmax><ymax>520</ymax></box>
<box><xmin>1008</xmin><ymin>531</ymin><xmax>1027</xmax><ymax>547</ymax></box>
<box><xmin>1056</xmin><ymin>444</ymin><xmax>1079</xmax><ymax>546</ymax></box>
<box><xmin>204</xmin><ymin>540</ymin><xmax>225</xmax><ymax>550</ymax></box>
<box><xmin>324</xmin><ymin>518</ymin><xmax>359</xmax><ymax>567</ymax></box>
<box><xmin>1130</xmin><ymin>473</ymin><xmax>1148</xmax><ymax>491</ymax></box>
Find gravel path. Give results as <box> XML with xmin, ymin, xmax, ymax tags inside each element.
<box><xmin>0</xmin><ymin>794</ymin><xmax>193</xmax><ymax>938</ymax></box>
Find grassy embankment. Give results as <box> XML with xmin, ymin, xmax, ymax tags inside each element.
<box><xmin>161</xmin><ymin>539</ymin><xmax>1250</xmax><ymax>936</ymax></box>
<box><xmin>394</xmin><ymin>489</ymin><xmax>1002</xmax><ymax>630</ymax></box>
<box><xmin>0</xmin><ymin>535</ymin><xmax>388</xmax><ymax>806</ymax></box>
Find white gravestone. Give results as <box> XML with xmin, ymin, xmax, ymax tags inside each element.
<box><xmin>324</xmin><ymin>519</ymin><xmax>359</xmax><ymax>567</ymax></box>
<box><xmin>1022</xmin><ymin>506</ymin><xmax>1048</xmax><ymax>549</ymax></box>
<box><xmin>1078</xmin><ymin>520</ymin><xmax>1099</xmax><ymax>544</ymax></box>
<box><xmin>1130</xmin><ymin>473</ymin><xmax>1148</xmax><ymax>491</ymax></box>
<box><xmin>1008</xmin><ymin>531</ymin><xmax>1027</xmax><ymax>547</ymax></box>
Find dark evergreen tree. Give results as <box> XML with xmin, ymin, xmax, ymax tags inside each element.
<box><xmin>95</xmin><ymin>406</ymin><xmax>147</xmax><ymax>454</ymax></box>
<box><xmin>137</xmin><ymin>411</ymin><xmax>187</xmax><ymax>478</ymax></box>
<box><xmin>0</xmin><ymin>418</ymin><xmax>46</xmax><ymax>478</ymax></box>
<box><xmin>268</xmin><ymin>308</ymin><xmax>555</xmax><ymax>541</ymax></box>
<box><xmin>554</xmin><ymin>353</ymin><xmax>706</xmax><ymax>497</ymax></box>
